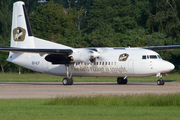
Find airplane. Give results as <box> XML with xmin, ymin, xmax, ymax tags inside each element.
<box><xmin>0</xmin><ymin>1</ymin><xmax>179</xmax><ymax>86</ymax></box>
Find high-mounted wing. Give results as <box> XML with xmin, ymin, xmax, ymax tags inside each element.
<box><xmin>0</xmin><ymin>47</ymin><xmax>73</xmax><ymax>55</ymax></box>
<box><xmin>141</xmin><ymin>45</ymin><xmax>180</xmax><ymax>50</ymax></box>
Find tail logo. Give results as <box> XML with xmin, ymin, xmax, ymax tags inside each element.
<box><xmin>13</xmin><ymin>27</ymin><xmax>26</xmax><ymax>41</ymax></box>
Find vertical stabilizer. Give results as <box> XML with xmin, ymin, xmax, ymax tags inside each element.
<box><xmin>11</xmin><ymin>1</ymin><xmax>34</xmax><ymax>48</ymax></box>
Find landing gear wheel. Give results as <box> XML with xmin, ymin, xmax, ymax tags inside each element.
<box><xmin>117</xmin><ymin>77</ymin><xmax>123</xmax><ymax>84</ymax></box>
<box><xmin>157</xmin><ymin>79</ymin><xmax>165</xmax><ymax>85</ymax></box>
<box><xmin>62</xmin><ymin>77</ymin><xmax>73</xmax><ymax>85</ymax></box>
<box><xmin>123</xmin><ymin>78</ymin><xmax>128</xmax><ymax>84</ymax></box>
<box><xmin>62</xmin><ymin>78</ymin><xmax>68</xmax><ymax>85</ymax></box>
<box><xmin>117</xmin><ymin>77</ymin><xmax>127</xmax><ymax>84</ymax></box>
<box><xmin>69</xmin><ymin>78</ymin><xmax>73</xmax><ymax>85</ymax></box>
<box><xmin>161</xmin><ymin>79</ymin><xmax>164</xmax><ymax>85</ymax></box>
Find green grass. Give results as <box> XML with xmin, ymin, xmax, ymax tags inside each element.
<box><xmin>45</xmin><ymin>93</ymin><xmax>180</xmax><ymax>106</ymax></box>
<box><xmin>0</xmin><ymin>73</ymin><xmax>179</xmax><ymax>82</ymax></box>
<box><xmin>1</xmin><ymin>94</ymin><xmax>180</xmax><ymax>120</ymax></box>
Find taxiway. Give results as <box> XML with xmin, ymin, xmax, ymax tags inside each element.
<box><xmin>0</xmin><ymin>82</ymin><xmax>179</xmax><ymax>99</ymax></box>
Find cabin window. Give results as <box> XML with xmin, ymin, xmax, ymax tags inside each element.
<box><xmin>97</xmin><ymin>62</ymin><xmax>98</xmax><ymax>65</ymax></box>
<box><xmin>76</xmin><ymin>62</ymin><xmax>80</xmax><ymax>66</ymax></box>
<box><xmin>105</xmin><ymin>62</ymin><xmax>107</xmax><ymax>65</ymax></box>
<box><xmin>99</xmin><ymin>62</ymin><xmax>101</xmax><ymax>65</ymax></box>
<box><xmin>102</xmin><ymin>62</ymin><xmax>104</xmax><ymax>65</ymax></box>
<box><xmin>114</xmin><ymin>62</ymin><xmax>116</xmax><ymax>65</ymax></box>
<box><xmin>142</xmin><ymin>55</ymin><xmax>146</xmax><ymax>59</ymax></box>
<box><xmin>108</xmin><ymin>62</ymin><xmax>110</xmax><ymax>65</ymax></box>
<box><xmin>111</xmin><ymin>62</ymin><xmax>113</xmax><ymax>65</ymax></box>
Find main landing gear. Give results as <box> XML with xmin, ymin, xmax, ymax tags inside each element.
<box><xmin>117</xmin><ymin>77</ymin><xmax>128</xmax><ymax>84</ymax></box>
<box><xmin>62</xmin><ymin>64</ymin><xmax>74</xmax><ymax>85</ymax></box>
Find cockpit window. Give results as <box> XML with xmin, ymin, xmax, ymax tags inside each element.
<box><xmin>142</xmin><ymin>55</ymin><xmax>160</xmax><ymax>59</ymax></box>
<box><xmin>142</xmin><ymin>55</ymin><xmax>146</xmax><ymax>59</ymax></box>
<box><xmin>157</xmin><ymin>55</ymin><xmax>162</xmax><ymax>59</ymax></box>
<box><xmin>150</xmin><ymin>55</ymin><xmax>157</xmax><ymax>59</ymax></box>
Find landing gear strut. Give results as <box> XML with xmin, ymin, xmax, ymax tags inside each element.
<box><xmin>62</xmin><ymin>64</ymin><xmax>74</xmax><ymax>85</ymax></box>
<box><xmin>117</xmin><ymin>77</ymin><xmax>128</xmax><ymax>84</ymax></box>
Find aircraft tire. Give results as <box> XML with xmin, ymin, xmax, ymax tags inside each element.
<box><xmin>117</xmin><ymin>77</ymin><xmax>122</xmax><ymax>84</ymax></box>
<box><xmin>69</xmin><ymin>78</ymin><xmax>73</xmax><ymax>85</ymax></box>
<box><xmin>117</xmin><ymin>77</ymin><xmax>127</xmax><ymax>84</ymax></box>
<box><xmin>123</xmin><ymin>79</ymin><xmax>128</xmax><ymax>84</ymax></box>
<box><xmin>157</xmin><ymin>79</ymin><xmax>161</xmax><ymax>85</ymax></box>
<box><xmin>62</xmin><ymin>78</ymin><xmax>73</xmax><ymax>85</ymax></box>
<box><xmin>161</xmin><ymin>80</ymin><xmax>165</xmax><ymax>85</ymax></box>
<box><xmin>62</xmin><ymin>78</ymin><xmax>68</xmax><ymax>85</ymax></box>
<box><xmin>157</xmin><ymin>79</ymin><xmax>164</xmax><ymax>85</ymax></box>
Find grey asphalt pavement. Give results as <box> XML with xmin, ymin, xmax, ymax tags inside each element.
<box><xmin>0</xmin><ymin>82</ymin><xmax>179</xmax><ymax>99</ymax></box>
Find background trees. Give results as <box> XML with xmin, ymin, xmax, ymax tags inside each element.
<box><xmin>1</xmin><ymin>0</ymin><xmax>180</xmax><ymax>73</ymax></box>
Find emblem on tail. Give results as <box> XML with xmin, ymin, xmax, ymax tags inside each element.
<box><xmin>13</xmin><ymin>27</ymin><xmax>26</xmax><ymax>41</ymax></box>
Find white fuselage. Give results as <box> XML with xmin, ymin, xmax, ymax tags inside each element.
<box><xmin>7</xmin><ymin>48</ymin><xmax>174</xmax><ymax>78</ymax></box>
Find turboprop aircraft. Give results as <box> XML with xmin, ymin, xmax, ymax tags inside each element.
<box><xmin>0</xmin><ymin>1</ymin><xmax>179</xmax><ymax>85</ymax></box>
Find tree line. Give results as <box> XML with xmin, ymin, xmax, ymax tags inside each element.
<box><xmin>0</xmin><ymin>0</ymin><xmax>180</xmax><ymax>73</ymax></box>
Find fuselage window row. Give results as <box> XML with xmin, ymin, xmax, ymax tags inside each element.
<box><xmin>78</xmin><ymin>62</ymin><xmax>116</xmax><ymax>66</ymax></box>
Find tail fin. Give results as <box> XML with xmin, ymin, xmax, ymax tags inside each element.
<box><xmin>11</xmin><ymin>1</ymin><xmax>34</xmax><ymax>48</ymax></box>
<box><xmin>10</xmin><ymin>1</ymin><xmax>72</xmax><ymax>49</ymax></box>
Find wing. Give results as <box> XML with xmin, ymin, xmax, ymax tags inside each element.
<box><xmin>0</xmin><ymin>47</ymin><xmax>73</xmax><ymax>55</ymax></box>
<box><xmin>141</xmin><ymin>45</ymin><xmax>180</xmax><ymax>50</ymax></box>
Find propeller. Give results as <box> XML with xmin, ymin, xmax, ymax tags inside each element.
<box><xmin>69</xmin><ymin>48</ymin><xmax>100</xmax><ymax>64</ymax></box>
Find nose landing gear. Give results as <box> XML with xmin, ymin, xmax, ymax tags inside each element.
<box><xmin>156</xmin><ymin>73</ymin><xmax>165</xmax><ymax>85</ymax></box>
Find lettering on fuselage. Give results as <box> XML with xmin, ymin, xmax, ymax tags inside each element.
<box><xmin>74</xmin><ymin>65</ymin><xmax>127</xmax><ymax>73</ymax></box>
<box><xmin>32</xmin><ymin>61</ymin><xmax>40</xmax><ymax>65</ymax></box>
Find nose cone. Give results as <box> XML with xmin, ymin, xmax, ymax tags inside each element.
<box><xmin>166</xmin><ymin>62</ymin><xmax>175</xmax><ymax>72</ymax></box>
<box><xmin>154</xmin><ymin>61</ymin><xmax>175</xmax><ymax>73</ymax></box>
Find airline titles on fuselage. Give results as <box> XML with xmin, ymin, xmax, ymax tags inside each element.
<box><xmin>74</xmin><ymin>65</ymin><xmax>127</xmax><ymax>73</ymax></box>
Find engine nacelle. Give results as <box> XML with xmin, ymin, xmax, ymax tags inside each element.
<box><xmin>45</xmin><ymin>54</ymin><xmax>71</xmax><ymax>64</ymax></box>
<box><xmin>69</xmin><ymin>49</ymin><xmax>99</xmax><ymax>63</ymax></box>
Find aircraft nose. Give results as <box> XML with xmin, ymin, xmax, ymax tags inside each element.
<box><xmin>166</xmin><ymin>62</ymin><xmax>175</xmax><ymax>71</ymax></box>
